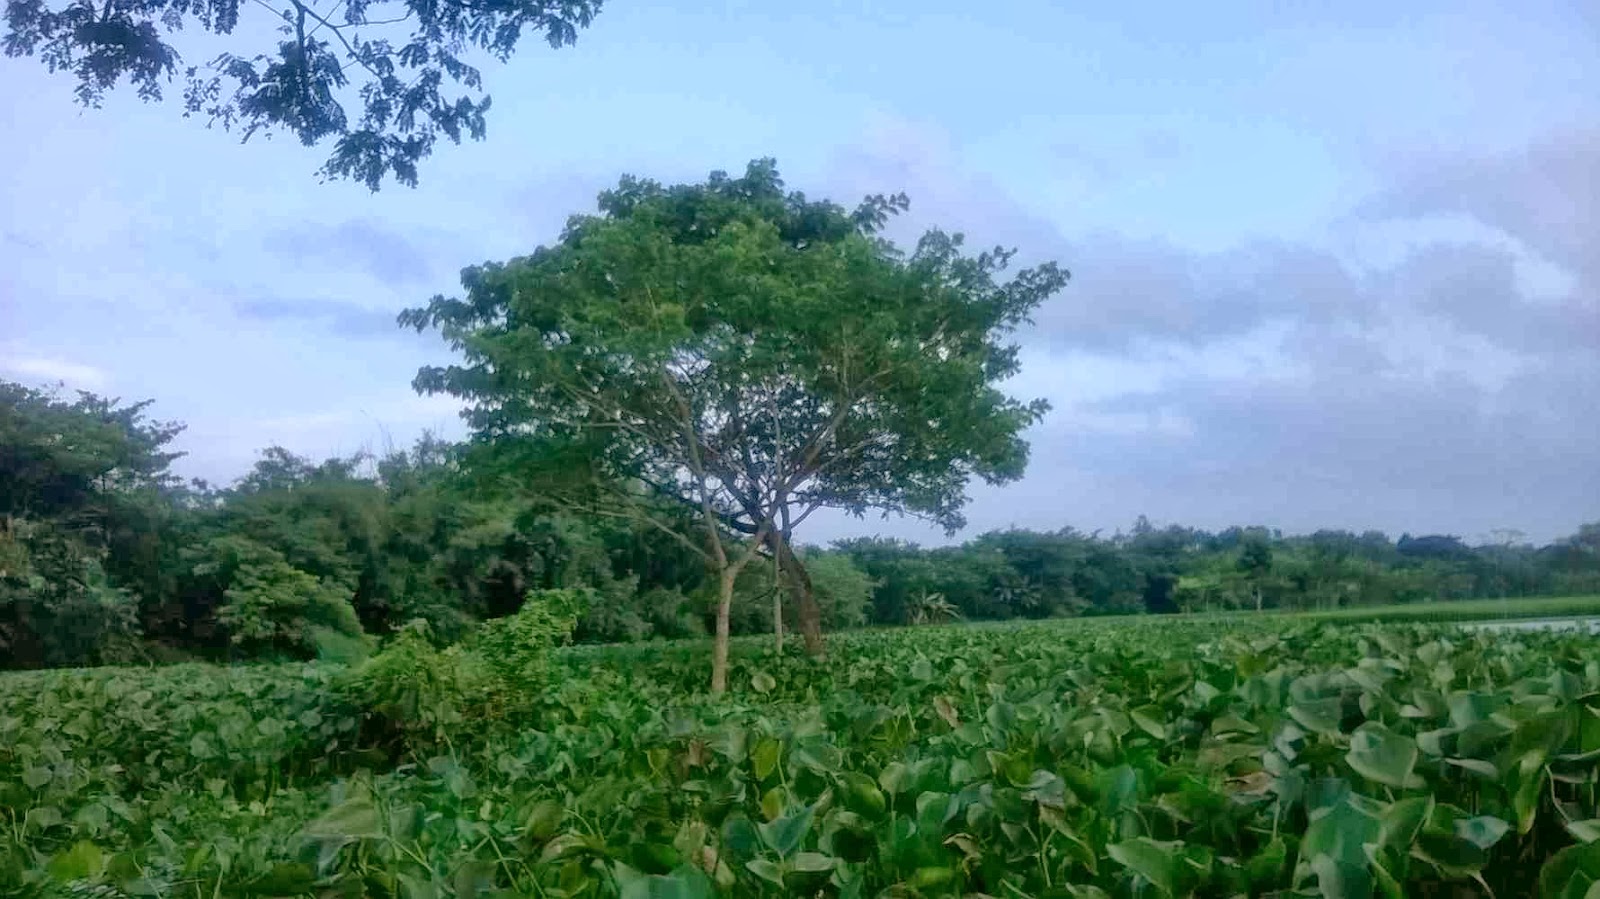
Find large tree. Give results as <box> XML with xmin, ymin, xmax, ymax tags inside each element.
<box><xmin>0</xmin><ymin>380</ymin><xmax>184</xmax><ymax>666</ymax></box>
<box><xmin>402</xmin><ymin>159</ymin><xmax>1068</xmax><ymax>693</ymax></box>
<box><xmin>3</xmin><ymin>0</ymin><xmax>603</xmax><ymax>188</ymax></box>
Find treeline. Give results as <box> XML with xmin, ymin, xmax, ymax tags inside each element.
<box><xmin>3</xmin><ymin>378</ymin><xmax>1598</xmax><ymax>669</ymax></box>
<box><xmin>837</xmin><ymin>522</ymin><xmax>1600</xmax><ymax>624</ymax></box>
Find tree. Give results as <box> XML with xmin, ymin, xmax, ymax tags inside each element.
<box><xmin>4</xmin><ymin>0</ymin><xmax>603</xmax><ymax>189</ymax></box>
<box><xmin>0</xmin><ymin>380</ymin><xmax>184</xmax><ymax>667</ymax></box>
<box><xmin>401</xmin><ymin>159</ymin><xmax>1068</xmax><ymax>692</ymax></box>
<box><xmin>1236</xmin><ymin>533</ymin><xmax>1273</xmax><ymax>612</ymax></box>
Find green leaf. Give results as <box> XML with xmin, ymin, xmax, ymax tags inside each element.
<box><xmin>524</xmin><ymin>799</ymin><xmax>564</xmax><ymax>842</ymax></box>
<box><xmin>619</xmin><ymin>865</ymin><xmax>714</xmax><ymax>899</ymax></box>
<box><xmin>791</xmin><ymin>852</ymin><xmax>834</xmax><ymax>873</ymax></box>
<box><xmin>721</xmin><ymin>815</ymin><xmax>762</xmax><ymax>859</ymax></box>
<box><xmin>1290</xmin><ymin>697</ymin><xmax>1345</xmax><ymax>735</ymax></box>
<box><xmin>1309</xmin><ymin>851</ymin><xmax>1373</xmax><ymax>899</ymax></box>
<box><xmin>47</xmin><ymin>841</ymin><xmax>105</xmax><ymax>882</ymax></box>
<box><xmin>1108</xmin><ymin>837</ymin><xmax>1180</xmax><ymax>894</ymax></box>
<box><xmin>1455</xmin><ymin>816</ymin><xmax>1510</xmax><ymax>851</ymax></box>
<box><xmin>1444</xmin><ymin>757</ymin><xmax>1498</xmax><ymax>778</ymax></box>
<box><xmin>1379</xmin><ymin>796</ymin><xmax>1433</xmax><ymax>850</ymax></box>
<box><xmin>757</xmin><ymin>804</ymin><xmax>815</xmax><ymax>858</ymax></box>
<box><xmin>752</xmin><ymin>738</ymin><xmax>781</xmax><ymax>780</ymax></box>
<box><xmin>1538</xmin><ymin>840</ymin><xmax>1600</xmax><ymax>898</ymax></box>
<box><xmin>1302</xmin><ymin>795</ymin><xmax>1381</xmax><ymax>879</ymax></box>
<box><xmin>1247</xmin><ymin>836</ymin><xmax>1287</xmax><ymax>886</ymax></box>
<box><xmin>1130</xmin><ymin>705</ymin><xmax>1168</xmax><ymax>739</ymax></box>
<box><xmin>1346</xmin><ymin>723</ymin><xmax>1425</xmax><ymax>789</ymax></box>
<box><xmin>744</xmin><ymin>858</ymin><xmax>785</xmax><ymax>887</ymax></box>
<box><xmin>302</xmin><ymin>797</ymin><xmax>382</xmax><ymax>841</ymax></box>
<box><xmin>750</xmin><ymin>671</ymin><xmax>776</xmax><ymax>694</ymax></box>
<box><xmin>838</xmin><ymin>772</ymin><xmax>886</xmax><ymax>819</ymax></box>
<box><xmin>1568</xmin><ymin>820</ymin><xmax>1600</xmax><ymax>844</ymax></box>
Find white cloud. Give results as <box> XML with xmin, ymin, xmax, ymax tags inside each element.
<box><xmin>0</xmin><ymin>352</ymin><xmax>110</xmax><ymax>390</ymax></box>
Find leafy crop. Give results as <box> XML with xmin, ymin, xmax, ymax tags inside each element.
<box><xmin>3</xmin><ymin>616</ymin><xmax>1597</xmax><ymax>897</ymax></box>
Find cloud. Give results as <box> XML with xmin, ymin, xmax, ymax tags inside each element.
<box><xmin>263</xmin><ymin>219</ymin><xmax>434</xmax><ymax>287</ymax></box>
<box><xmin>1365</xmin><ymin>129</ymin><xmax>1600</xmax><ymax>293</ymax></box>
<box><xmin>0</xmin><ymin>352</ymin><xmax>110</xmax><ymax>390</ymax></box>
<box><xmin>801</xmin><ymin>116</ymin><xmax>1600</xmax><ymax>544</ymax></box>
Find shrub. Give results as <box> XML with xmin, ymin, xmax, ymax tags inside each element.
<box><xmin>338</xmin><ymin>620</ymin><xmax>485</xmax><ymax>752</ymax></box>
<box><xmin>341</xmin><ymin>590</ymin><xmax>581</xmax><ymax>754</ymax></box>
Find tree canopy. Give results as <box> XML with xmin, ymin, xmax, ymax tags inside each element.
<box><xmin>3</xmin><ymin>0</ymin><xmax>603</xmax><ymax>188</ymax></box>
<box><xmin>400</xmin><ymin>158</ymin><xmax>1069</xmax><ymax>689</ymax></box>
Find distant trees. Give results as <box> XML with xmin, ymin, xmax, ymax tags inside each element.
<box><xmin>3</xmin><ymin>373</ymin><xmax>1598</xmax><ymax>673</ymax></box>
<box><xmin>3</xmin><ymin>0</ymin><xmax>604</xmax><ymax>188</ymax></box>
<box><xmin>400</xmin><ymin>160</ymin><xmax>1067</xmax><ymax>692</ymax></box>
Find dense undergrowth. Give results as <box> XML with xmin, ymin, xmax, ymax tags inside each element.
<box><xmin>4</xmin><ymin>614</ymin><xmax>1599</xmax><ymax>898</ymax></box>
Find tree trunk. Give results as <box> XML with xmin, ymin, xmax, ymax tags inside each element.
<box><xmin>773</xmin><ymin>532</ymin><xmax>824</xmax><ymax>657</ymax></box>
<box><xmin>773</xmin><ymin>590</ymin><xmax>784</xmax><ymax>652</ymax></box>
<box><xmin>711</xmin><ymin>568</ymin><xmax>735</xmax><ymax>695</ymax></box>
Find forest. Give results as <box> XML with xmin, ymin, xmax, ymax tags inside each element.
<box><xmin>4</xmin><ymin>373</ymin><xmax>1596</xmax><ymax>672</ymax></box>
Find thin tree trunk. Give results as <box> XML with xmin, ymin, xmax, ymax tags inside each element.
<box><xmin>771</xmin><ymin>546</ymin><xmax>784</xmax><ymax>652</ymax></box>
<box><xmin>774</xmin><ymin>532</ymin><xmax>824</xmax><ymax>657</ymax></box>
<box><xmin>711</xmin><ymin>568</ymin><xmax>736</xmax><ymax>695</ymax></box>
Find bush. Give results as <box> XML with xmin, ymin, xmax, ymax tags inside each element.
<box><xmin>341</xmin><ymin>589</ymin><xmax>582</xmax><ymax>755</ymax></box>
<box><xmin>472</xmin><ymin>587</ymin><xmax>584</xmax><ymax>694</ymax></box>
<box><xmin>338</xmin><ymin>620</ymin><xmax>485</xmax><ymax>752</ymax></box>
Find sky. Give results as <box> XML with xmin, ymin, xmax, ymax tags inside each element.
<box><xmin>2</xmin><ymin>0</ymin><xmax>1597</xmax><ymax>545</ymax></box>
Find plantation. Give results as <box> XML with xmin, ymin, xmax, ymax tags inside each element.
<box><xmin>5</xmin><ymin>613</ymin><xmax>1599</xmax><ymax>898</ymax></box>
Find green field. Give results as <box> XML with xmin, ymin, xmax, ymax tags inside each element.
<box><xmin>1211</xmin><ymin>594</ymin><xmax>1600</xmax><ymax>626</ymax></box>
<box><xmin>5</xmin><ymin>613</ymin><xmax>1600</xmax><ymax>898</ymax></box>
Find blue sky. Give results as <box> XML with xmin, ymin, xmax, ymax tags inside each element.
<box><xmin>3</xmin><ymin>0</ymin><xmax>1597</xmax><ymax>543</ymax></box>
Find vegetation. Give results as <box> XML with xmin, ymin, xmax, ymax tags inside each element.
<box><xmin>2</xmin><ymin>0</ymin><xmax>604</xmax><ymax>188</ymax></box>
<box><xmin>400</xmin><ymin>160</ymin><xmax>1067</xmax><ymax>690</ymax></box>
<box><xmin>2</xmin><ymin>147</ymin><xmax>1598</xmax><ymax>898</ymax></box>
<box><xmin>5</xmin><ymin>615</ymin><xmax>1599</xmax><ymax>897</ymax></box>
<box><xmin>4</xmin><ymin>373</ymin><xmax>1600</xmax><ymax>678</ymax></box>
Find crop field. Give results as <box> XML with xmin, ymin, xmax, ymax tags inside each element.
<box><xmin>1257</xmin><ymin>595</ymin><xmax>1600</xmax><ymax>626</ymax></box>
<box><xmin>4</xmin><ymin>615</ymin><xmax>1599</xmax><ymax>898</ymax></box>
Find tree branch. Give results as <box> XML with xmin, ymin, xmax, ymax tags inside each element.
<box><xmin>286</xmin><ymin>0</ymin><xmax>384</xmax><ymax>82</ymax></box>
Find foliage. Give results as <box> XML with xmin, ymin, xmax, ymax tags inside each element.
<box><xmin>338</xmin><ymin>620</ymin><xmax>485</xmax><ymax>750</ymax></box>
<box><xmin>0</xmin><ymin>518</ymin><xmax>145</xmax><ymax>667</ymax></box>
<box><xmin>2</xmin><ymin>0</ymin><xmax>604</xmax><ymax>189</ymax></box>
<box><xmin>0</xmin><ymin>381</ymin><xmax>182</xmax><ymax>667</ymax></box>
<box><xmin>400</xmin><ymin>159</ymin><xmax>1067</xmax><ymax>686</ymax></box>
<box><xmin>469</xmin><ymin>586</ymin><xmax>582</xmax><ymax>695</ymax></box>
<box><xmin>215</xmin><ymin>555</ymin><xmax>366</xmax><ymax>659</ymax></box>
<box><xmin>798</xmin><ymin>553</ymin><xmax>873</xmax><ymax>631</ymax></box>
<box><xmin>4</xmin><ymin>614</ymin><xmax>1599</xmax><ymax>897</ymax></box>
<box><xmin>5</xmin><ymin>375</ymin><xmax>1600</xmax><ymax>673</ymax></box>
<box><xmin>341</xmin><ymin>590</ymin><xmax>579</xmax><ymax>755</ymax></box>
